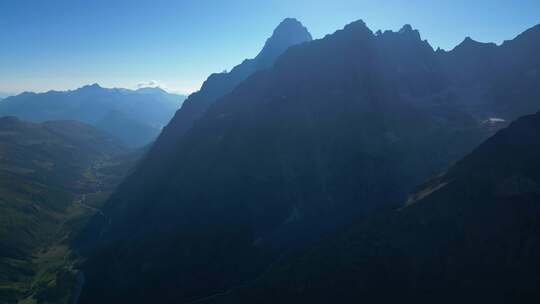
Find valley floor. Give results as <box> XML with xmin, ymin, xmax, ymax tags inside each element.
<box><xmin>1</xmin><ymin>193</ymin><xmax>112</xmax><ymax>304</ymax></box>
<box><xmin>0</xmin><ymin>154</ymin><xmax>133</xmax><ymax>304</ymax></box>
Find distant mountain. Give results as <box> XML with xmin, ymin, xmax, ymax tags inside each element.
<box><xmin>134</xmin><ymin>86</ymin><xmax>186</xmax><ymax>108</ymax></box>
<box><xmin>0</xmin><ymin>117</ymin><xmax>133</xmax><ymax>303</ymax></box>
<box><xmin>78</xmin><ymin>20</ymin><xmax>500</xmax><ymax>304</ymax></box>
<box><xmin>95</xmin><ymin>110</ymin><xmax>161</xmax><ymax>148</ymax></box>
<box><xmin>0</xmin><ymin>85</ymin><xmax>185</xmax><ymax>147</ymax></box>
<box><xmin>219</xmin><ymin>110</ymin><xmax>540</xmax><ymax>303</ymax></box>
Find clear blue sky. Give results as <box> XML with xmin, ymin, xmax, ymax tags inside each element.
<box><xmin>1</xmin><ymin>0</ymin><xmax>539</xmax><ymax>94</ymax></box>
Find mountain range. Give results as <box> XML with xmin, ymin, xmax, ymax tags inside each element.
<box><xmin>0</xmin><ymin>85</ymin><xmax>186</xmax><ymax>147</ymax></box>
<box><xmin>77</xmin><ymin>18</ymin><xmax>540</xmax><ymax>303</ymax></box>
<box><xmin>0</xmin><ymin>16</ymin><xmax>538</xmax><ymax>304</ymax></box>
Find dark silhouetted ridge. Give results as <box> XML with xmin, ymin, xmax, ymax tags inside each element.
<box><xmin>503</xmin><ymin>23</ymin><xmax>540</xmax><ymax>46</ymax></box>
<box><xmin>399</xmin><ymin>24</ymin><xmax>422</xmax><ymax>40</ymax></box>
<box><xmin>452</xmin><ymin>36</ymin><xmax>497</xmax><ymax>53</ymax></box>
<box><xmin>340</xmin><ymin>19</ymin><xmax>373</xmax><ymax>37</ymax></box>
<box><xmin>156</xmin><ymin>18</ymin><xmax>312</xmax><ymax>149</ymax></box>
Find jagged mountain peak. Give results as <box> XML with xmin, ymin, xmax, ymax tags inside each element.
<box><xmin>399</xmin><ymin>24</ymin><xmax>422</xmax><ymax>40</ymax></box>
<box><xmin>268</xmin><ymin>18</ymin><xmax>311</xmax><ymax>41</ymax></box>
<box><xmin>374</xmin><ymin>24</ymin><xmax>426</xmax><ymax>46</ymax></box>
<box><xmin>453</xmin><ymin>36</ymin><xmax>497</xmax><ymax>52</ymax></box>
<box><xmin>275</xmin><ymin>18</ymin><xmax>305</xmax><ymax>31</ymax></box>
<box><xmin>255</xmin><ymin>18</ymin><xmax>312</xmax><ymax>67</ymax></box>
<box><xmin>153</xmin><ymin>18</ymin><xmax>314</xmax><ymax>152</ymax></box>
<box><xmin>399</xmin><ymin>24</ymin><xmax>414</xmax><ymax>32</ymax></box>
<box><xmin>341</xmin><ymin>19</ymin><xmax>373</xmax><ymax>35</ymax></box>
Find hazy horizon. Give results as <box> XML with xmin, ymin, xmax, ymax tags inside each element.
<box><xmin>1</xmin><ymin>0</ymin><xmax>539</xmax><ymax>95</ymax></box>
<box><xmin>0</xmin><ymin>82</ymin><xmax>187</xmax><ymax>99</ymax></box>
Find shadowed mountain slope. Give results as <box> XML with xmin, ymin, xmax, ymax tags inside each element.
<box><xmin>215</xmin><ymin>110</ymin><xmax>540</xmax><ymax>304</ymax></box>
<box><xmin>436</xmin><ymin>23</ymin><xmax>540</xmax><ymax>121</ymax></box>
<box><xmin>143</xmin><ymin>18</ymin><xmax>313</xmax><ymax>172</ymax></box>
<box><xmin>77</xmin><ymin>20</ymin><xmax>502</xmax><ymax>304</ymax></box>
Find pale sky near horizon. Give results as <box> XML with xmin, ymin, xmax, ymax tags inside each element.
<box><xmin>1</xmin><ymin>0</ymin><xmax>539</xmax><ymax>95</ymax></box>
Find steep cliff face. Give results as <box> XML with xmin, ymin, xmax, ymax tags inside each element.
<box><xmin>217</xmin><ymin>111</ymin><xmax>540</xmax><ymax>304</ymax></box>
